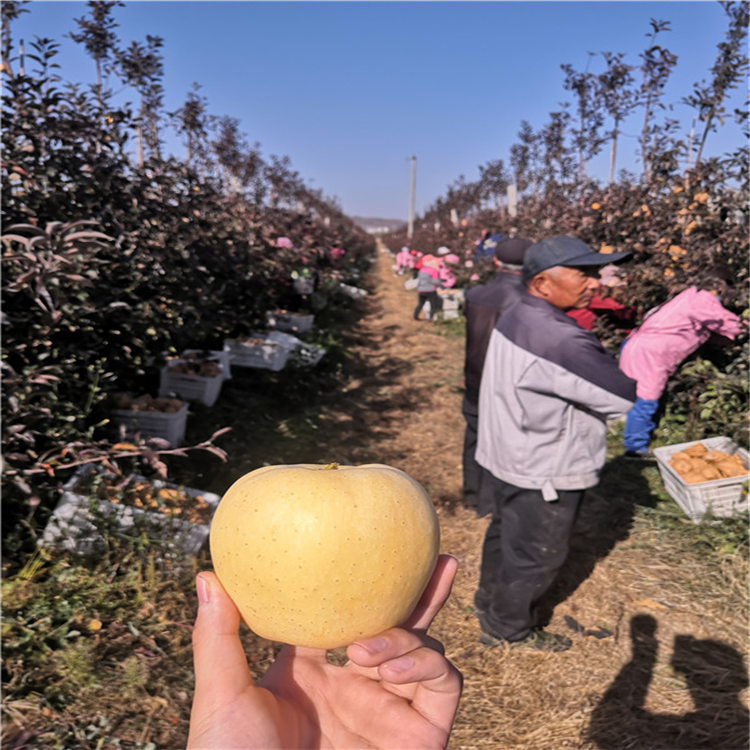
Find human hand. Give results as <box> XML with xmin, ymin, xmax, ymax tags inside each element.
<box><xmin>187</xmin><ymin>554</ymin><xmax>462</xmax><ymax>750</ymax></box>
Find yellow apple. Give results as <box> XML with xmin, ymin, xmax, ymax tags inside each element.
<box><xmin>209</xmin><ymin>462</ymin><xmax>440</xmax><ymax>648</ymax></box>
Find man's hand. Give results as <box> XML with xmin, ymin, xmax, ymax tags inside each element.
<box><xmin>187</xmin><ymin>554</ymin><xmax>462</xmax><ymax>749</ymax></box>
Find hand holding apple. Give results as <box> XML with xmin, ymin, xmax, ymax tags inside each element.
<box><xmin>188</xmin><ymin>462</ymin><xmax>459</xmax><ymax>749</ymax></box>
<box><xmin>187</xmin><ymin>555</ymin><xmax>462</xmax><ymax>750</ymax></box>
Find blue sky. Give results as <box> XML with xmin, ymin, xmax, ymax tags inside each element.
<box><xmin>8</xmin><ymin>1</ymin><xmax>748</xmax><ymax>219</ymax></box>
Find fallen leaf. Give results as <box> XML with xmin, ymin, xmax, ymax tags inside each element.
<box><xmin>113</xmin><ymin>443</ymin><xmax>139</xmax><ymax>451</ymax></box>
<box><xmin>584</xmin><ymin>626</ymin><xmax>614</xmax><ymax>640</ymax></box>
<box><xmin>564</xmin><ymin>615</ymin><xmax>586</xmax><ymax>634</ymax></box>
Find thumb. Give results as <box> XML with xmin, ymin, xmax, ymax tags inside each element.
<box><xmin>192</xmin><ymin>572</ymin><xmax>254</xmax><ymax>712</ymax></box>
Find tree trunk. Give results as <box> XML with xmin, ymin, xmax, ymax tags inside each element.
<box><xmin>640</xmin><ymin>99</ymin><xmax>652</xmax><ymax>183</ymax></box>
<box><xmin>693</xmin><ymin>112</ymin><xmax>714</xmax><ymax>172</ymax></box>
<box><xmin>137</xmin><ymin>97</ymin><xmax>144</xmax><ymax>168</ymax></box>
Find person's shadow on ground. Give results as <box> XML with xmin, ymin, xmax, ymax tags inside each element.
<box><xmin>536</xmin><ymin>454</ymin><xmax>656</xmax><ymax>626</ymax></box>
<box><xmin>587</xmin><ymin>614</ymin><xmax>749</xmax><ymax>749</ymax></box>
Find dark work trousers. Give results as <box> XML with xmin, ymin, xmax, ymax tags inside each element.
<box><xmin>475</xmin><ymin>479</ymin><xmax>583</xmax><ymax>641</ymax></box>
<box><xmin>461</xmin><ymin>391</ymin><xmax>495</xmax><ymax>518</ymax></box>
<box><xmin>413</xmin><ymin>290</ymin><xmax>441</xmax><ymax>320</ymax></box>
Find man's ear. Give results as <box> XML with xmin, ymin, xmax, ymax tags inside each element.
<box><xmin>528</xmin><ymin>272</ymin><xmax>550</xmax><ymax>298</ymax></box>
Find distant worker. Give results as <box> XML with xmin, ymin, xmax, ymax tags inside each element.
<box><xmin>473</xmin><ymin>230</ymin><xmax>506</xmax><ymax>262</ymax></box>
<box><xmin>618</xmin><ymin>273</ymin><xmax>745</xmax><ymax>458</ymax></box>
<box><xmin>567</xmin><ymin>263</ymin><xmax>635</xmax><ymax>333</ymax></box>
<box><xmin>439</xmin><ymin>253</ymin><xmax>459</xmax><ymax>289</ymax></box>
<box><xmin>329</xmin><ymin>244</ymin><xmax>346</xmax><ymax>262</ymax></box>
<box><xmin>462</xmin><ymin>237</ymin><xmax>533</xmax><ymax>516</ymax></box>
<box><xmin>396</xmin><ymin>246</ymin><xmax>413</xmax><ymax>276</ymax></box>
<box><xmin>413</xmin><ymin>254</ymin><xmax>444</xmax><ymax>321</ymax></box>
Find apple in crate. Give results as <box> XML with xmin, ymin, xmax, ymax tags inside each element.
<box><xmin>209</xmin><ymin>462</ymin><xmax>440</xmax><ymax>649</ymax></box>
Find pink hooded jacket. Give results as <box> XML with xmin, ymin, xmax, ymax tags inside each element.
<box><xmin>619</xmin><ymin>286</ymin><xmax>744</xmax><ymax>400</ymax></box>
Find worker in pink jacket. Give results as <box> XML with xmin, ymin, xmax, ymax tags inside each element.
<box><xmin>395</xmin><ymin>246</ymin><xmax>413</xmax><ymax>275</ymax></box>
<box><xmin>619</xmin><ymin>276</ymin><xmax>745</xmax><ymax>457</ymax></box>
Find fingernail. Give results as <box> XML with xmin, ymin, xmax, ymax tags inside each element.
<box><xmin>384</xmin><ymin>656</ymin><xmax>414</xmax><ymax>673</ymax></box>
<box><xmin>354</xmin><ymin>636</ymin><xmax>388</xmax><ymax>654</ymax></box>
<box><xmin>196</xmin><ymin>574</ymin><xmax>211</xmax><ymax>605</ymax></box>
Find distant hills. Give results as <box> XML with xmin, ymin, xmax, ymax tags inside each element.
<box><xmin>352</xmin><ymin>216</ymin><xmax>406</xmax><ymax>235</ymax></box>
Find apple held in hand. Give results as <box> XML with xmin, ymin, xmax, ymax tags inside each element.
<box><xmin>209</xmin><ymin>462</ymin><xmax>440</xmax><ymax>649</ymax></box>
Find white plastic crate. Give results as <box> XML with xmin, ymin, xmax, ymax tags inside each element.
<box><xmin>338</xmin><ymin>282</ymin><xmax>368</xmax><ymax>299</ymax></box>
<box><xmin>654</xmin><ymin>436</ymin><xmax>749</xmax><ymax>523</ymax></box>
<box><xmin>440</xmin><ymin>289</ymin><xmax>464</xmax><ymax>306</ymax></box>
<box><xmin>439</xmin><ymin>291</ymin><xmax>462</xmax><ymax>320</ymax></box>
<box><xmin>420</xmin><ymin>300</ymin><xmax>448</xmax><ymax>320</ymax></box>
<box><xmin>292</xmin><ymin>277</ymin><xmax>315</xmax><ymax>295</ymax></box>
<box><xmin>266</xmin><ymin>330</ymin><xmax>300</xmax><ymax>350</ymax></box>
<box><xmin>41</xmin><ymin>464</ymin><xmax>221</xmax><ymax>557</ymax></box>
<box><xmin>224</xmin><ymin>337</ymin><xmax>289</xmax><ymax>371</ymax></box>
<box><xmin>159</xmin><ymin>360</ymin><xmax>223</xmax><ymax>407</ymax></box>
<box><xmin>181</xmin><ymin>348</ymin><xmax>232</xmax><ymax>380</ymax></box>
<box><xmin>111</xmin><ymin>402</ymin><xmax>188</xmax><ymax>448</ymax></box>
<box><xmin>266</xmin><ymin>310</ymin><xmax>314</xmax><ymax>333</ymax></box>
<box><xmin>266</xmin><ymin>330</ymin><xmax>326</xmax><ymax>367</ymax></box>
<box><xmin>297</xmin><ymin>345</ymin><xmax>326</xmax><ymax>367</ymax></box>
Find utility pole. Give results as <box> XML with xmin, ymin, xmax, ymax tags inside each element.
<box><xmin>407</xmin><ymin>155</ymin><xmax>416</xmax><ymax>240</ymax></box>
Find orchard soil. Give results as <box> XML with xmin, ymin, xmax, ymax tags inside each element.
<box><xmin>3</xmin><ymin>245</ymin><xmax>748</xmax><ymax>750</ymax></box>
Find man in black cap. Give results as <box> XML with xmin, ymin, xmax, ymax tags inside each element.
<box><xmin>473</xmin><ymin>229</ymin><xmax>506</xmax><ymax>262</ymax></box>
<box><xmin>462</xmin><ymin>237</ymin><xmax>533</xmax><ymax>517</ymax></box>
<box><xmin>474</xmin><ymin>236</ymin><xmax>636</xmax><ymax>652</ymax></box>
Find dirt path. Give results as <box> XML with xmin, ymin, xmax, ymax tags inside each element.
<box><xmin>315</xmin><ymin>243</ymin><xmax>749</xmax><ymax>750</ymax></box>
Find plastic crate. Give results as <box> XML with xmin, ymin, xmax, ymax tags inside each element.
<box><xmin>111</xmin><ymin>402</ymin><xmax>188</xmax><ymax>448</ymax></box>
<box><xmin>159</xmin><ymin>360</ymin><xmax>223</xmax><ymax>407</ymax></box>
<box><xmin>292</xmin><ymin>277</ymin><xmax>315</xmax><ymax>295</ymax></box>
<box><xmin>266</xmin><ymin>331</ymin><xmax>326</xmax><ymax>367</ymax></box>
<box><xmin>40</xmin><ymin>464</ymin><xmax>221</xmax><ymax>557</ymax></box>
<box><xmin>438</xmin><ymin>290</ymin><xmax>463</xmax><ymax>320</ymax></box>
<box><xmin>296</xmin><ymin>344</ymin><xmax>326</xmax><ymax>367</ymax></box>
<box><xmin>338</xmin><ymin>282</ymin><xmax>368</xmax><ymax>299</ymax></box>
<box><xmin>439</xmin><ymin>289</ymin><xmax>464</xmax><ymax>306</ymax></box>
<box><xmin>266</xmin><ymin>310</ymin><xmax>314</xmax><ymax>333</ymax></box>
<box><xmin>266</xmin><ymin>330</ymin><xmax>301</xmax><ymax>350</ymax></box>
<box><xmin>654</xmin><ymin>437</ymin><xmax>750</xmax><ymax>523</ymax></box>
<box><xmin>224</xmin><ymin>337</ymin><xmax>289</xmax><ymax>371</ymax></box>
<box><xmin>181</xmin><ymin>348</ymin><xmax>232</xmax><ymax>380</ymax></box>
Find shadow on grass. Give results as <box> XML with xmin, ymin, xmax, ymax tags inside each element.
<box><xmin>537</xmin><ymin>455</ymin><xmax>658</xmax><ymax>626</ymax></box>
<box><xmin>588</xmin><ymin>614</ymin><xmax>749</xmax><ymax>749</ymax></box>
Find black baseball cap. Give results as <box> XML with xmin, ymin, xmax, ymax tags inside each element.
<box><xmin>494</xmin><ymin>237</ymin><xmax>533</xmax><ymax>265</ymax></box>
<box><xmin>522</xmin><ymin>236</ymin><xmax>631</xmax><ymax>282</ymax></box>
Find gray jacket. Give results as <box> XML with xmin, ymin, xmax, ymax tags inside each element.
<box><xmin>477</xmin><ymin>293</ymin><xmax>636</xmax><ymax>500</ymax></box>
<box><xmin>416</xmin><ymin>269</ymin><xmax>442</xmax><ymax>293</ymax></box>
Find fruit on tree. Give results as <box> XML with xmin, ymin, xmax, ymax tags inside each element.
<box><xmin>209</xmin><ymin>462</ymin><xmax>440</xmax><ymax>649</ymax></box>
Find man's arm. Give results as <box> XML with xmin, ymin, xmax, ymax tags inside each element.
<box><xmin>520</xmin><ymin>329</ymin><xmax>636</xmax><ymax>419</ymax></box>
